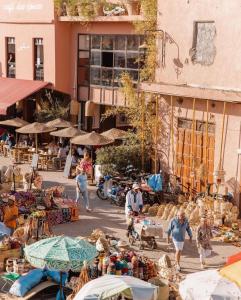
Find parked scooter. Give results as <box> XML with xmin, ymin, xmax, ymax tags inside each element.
<box><xmin>96</xmin><ymin>175</ymin><xmax>112</xmax><ymax>200</ymax></box>
<box><xmin>108</xmin><ymin>181</ymin><xmax>131</xmax><ymax>207</ymax></box>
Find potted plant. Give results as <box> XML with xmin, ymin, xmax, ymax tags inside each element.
<box><xmin>64</xmin><ymin>0</ymin><xmax>78</xmax><ymax>16</ymax></box>
<box><xmin>77</xmin><ymin>0</ymin><xmax>109</xmax><ymax>18</ymax></box>
<box><xmin>94</xmin><ymin>0</ymin><xmax>106</xmax><ymax>16</ymax></box>
<box><xmin>77</xmin><ymin>0</ymin><xmax>95</xmax><ymax>18</ymax></box>
<box><xmin>54</xmin><ymin>0</ymin><xmax>63</xmax><ymax>16</ymax></box>
<box><xmin>124</xmin><ymin>0</ymin><xmax>140</xmax><ymax>15</ymax></box>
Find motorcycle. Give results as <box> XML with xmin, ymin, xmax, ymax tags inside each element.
<box><xmin>108</xmin><ymin>181</ymin><xmax>130</xmax><ymax>207</ymax></box>
<box><xmin>96</xmin><ymin>175</ymin><xmax>112</xmax><ymax>200</ymax></box>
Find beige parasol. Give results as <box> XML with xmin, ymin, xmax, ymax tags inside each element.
<box><xmin>0</xmin><ymin>117</ymin><xmax>29</xmax><ymax>128</ymax></box>
<box><xmin>71</xmin><ymin>131</ymin><xmax>114</xmax><ymax>183</ymax></box>
<box><xmin>50</xmin><ymin>126</ymin><xmax>86</xmax><ymax>138</ymax></box>
<box><xmin>101</xmin><ymin>128</ymin><xmax>127</xmax><ymax>140</ymax></box>
<box><xmin>46</xmin><ymin>118</ymin><xmax>73</xmax><ymax>128</ymax></box>
<box><xmin>71</xmin><ymin>131</ymin><xmax>114</xmax><ymax>146</ymax></box>
<box><xmin>16</xmin><ymin>122</ymin><xmax>56</xmax><ymax>152</ymax></box>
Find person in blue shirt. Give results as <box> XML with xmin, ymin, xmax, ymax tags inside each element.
<box><xmin>75</xmin><ymin>168</ymin><xmax>91</xmax><ymax>212</ymax></box>
<box><xmin>167</xmin><ymin>210</ymin><xmax>192</xmax><ymax>271</ymax></box>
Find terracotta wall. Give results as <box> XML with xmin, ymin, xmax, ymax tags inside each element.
<box><xmin>0</xmin><ymin>0</ymin><xmax>57</xmax><ymax>85</ymax></box>
<box><xmin>156</xmin><ymin>0</ymin><xmax>241</xmax><ymax>92</ymax></box>
<box><xmin>163</xmin><ymin>96</ymin><xmax>241</xmax><ymax>204</ymax></box>
<box><xmin>55</xmin><ymin>22</ymin><xmax>72</xmax><ymax>94</ymax></box>
<box><xmin>0</xmin><ymin>23</ymin><xmax>56</xmax><ymax>83</ymax></box>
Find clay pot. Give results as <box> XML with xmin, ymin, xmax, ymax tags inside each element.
<box><xmin>94</xmin><ymin>3</ymin><xmax>104</xmax><ymax>16</ymax></box>
<box><xmin>125</xmin><ymin>0</ymin><xmax>140</xmax><ymax>15</ymax></box>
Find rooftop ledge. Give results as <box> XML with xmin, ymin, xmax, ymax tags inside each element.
<box><xmin>58</xmin><ymin>15</ymin><xmax>145</xmax><ymax>22</ymax></box>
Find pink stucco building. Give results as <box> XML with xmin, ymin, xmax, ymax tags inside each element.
<box><xmin>142</xmin><ymin>0</ymin><xmax>241</xmax><ymax>206</ymax></box>
<box><xmin>0</xmin><ymin>0</ymin><xmax>142</xmax><ymax>129</ymax></box>
<box><xmin>0</xmin><ymin>0</ymin><xmax>240</xmax><ymax>206</ymax></box>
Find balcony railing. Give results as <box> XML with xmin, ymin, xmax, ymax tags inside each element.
<box><xmin>58</xmin><ymin>0</ymin><xmax>144</xmax><ymax>22</ymax></box>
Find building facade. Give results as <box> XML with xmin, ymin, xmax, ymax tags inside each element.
<box><xmin>0</xmin><ymin>0</ymin><xmax>143</xmax><ymax>128</ymax></box>
<box><xmin>0</xmin><ymin>0</ymin><xmax>240</xmax><ymax>206</ymax></box>
<box><xmin>142</xmin><ymin>0</ymin><xmax>241</xmax><ymax>206</ymax></box>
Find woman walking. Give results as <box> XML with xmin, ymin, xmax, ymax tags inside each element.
<box><xmin>196</xmin><ymin>215</ymin><xmax>213</xmax><ymax>269</ymax></box>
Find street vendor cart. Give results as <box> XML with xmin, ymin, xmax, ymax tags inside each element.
<box><xmin>128</xmin><ymin>217</ymin><xmax>163</xmax><ymax>250</ymax></box>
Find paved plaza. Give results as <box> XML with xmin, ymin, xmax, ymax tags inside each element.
<box><xmin>0</xmin><ymin>156</ymin><xmax>239</xmax><ymax>277</ymax></box>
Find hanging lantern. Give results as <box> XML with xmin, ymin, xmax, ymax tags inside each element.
<box><xmin>70</xmin><ymin>100</ymin><xmax>80</xmax><ymax>116</ymax></box>
<box><xmin>85</xmin><ymin>101</ymin><xmax>96</xmax><ymax>117</ymax></box>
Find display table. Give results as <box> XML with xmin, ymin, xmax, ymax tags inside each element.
<box><xmin>134</xmin><ymin>223</ymin><xmax>163</xmax><ymax>238</ymax></box>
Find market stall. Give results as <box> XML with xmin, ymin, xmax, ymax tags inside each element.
<box><xmin>142</xmin><ymin>196</ymin><xmax>241</xmax><ymax>247</ymax></box>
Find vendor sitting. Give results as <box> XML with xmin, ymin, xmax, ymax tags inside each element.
<box><xmin>3</xmin><ymin>196</ymin><xmax>19</xmax><ymax>235</ymax></box>
<box><xmin>125</xmin><ymin>183</ymin><xmax>143</xmax><ymax>218</ymax></box>
<box><xmin>12</xmin><ymin>216</ymin><xmax>30</xmax><ymax>244</ymax></box>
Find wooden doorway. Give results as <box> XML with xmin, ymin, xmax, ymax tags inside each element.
<box><xmin>175</xmin><ymin>118</ymin><xmax>215</xmax><ymax>193</ymax></box>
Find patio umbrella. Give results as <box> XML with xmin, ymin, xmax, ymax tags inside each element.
<box><xmin>179</xmin><ymin>269</ymin><xmax>241</xmax><ymax>300</ymax></box>
<box><xmin>71</xmin><ymin>131</ymin><xmax>114</xmax><ymax>146</ymax></box>
<box><xmin>220</xmin><ymin>260</ymin><xmax>241</xmax><ymax>289</ymax></box>
<box><xmin>73</xmin><ymin>275</ymin><xmax>159</xmax><ymax>300</ymax></box>
<box><xmin>0</xmin><ymin>117</ymin><xmax>29</xmax><ymax>128</ymax></box>
<box><xmin>226</xmin><ymin>251</ymin><xmax>241</xmax><ymax>266</ymax></box>
<box><xmin>46</xmin><ymin>118</ymin><xmax>73</xmax><ymax>128</ymax></box>
<box><xmin>50</xmin><ymin>126</ymin><xmax>86</xmax><ymax>138</ymax></box>
<box><xmin>24</xmin><ymin>236</ymin><xmax>97</xmax><ymax>299</ymax></box>
<box><xmin>101</xmin><ymin>128</ymin><xmax>127</xmax><ymax>140</ymax></box>
<box><xmin>16</xmin><ymin>122</ymin><xmax>56</xmax><ymax>153</ymax></box>
<box><xmin>0</xmin><ymin>117</ymin><xmax>29</xmax><ymax>145</ymax></box>
<box><xmin>71</xmin><ymin>131</ymin><xmax>114</xmax><ymax>183</ymax></box>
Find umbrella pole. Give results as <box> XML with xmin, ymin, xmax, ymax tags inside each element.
<box><xmin>35</xmin><ymin>133</ymin><xmax>38</xmax><ymax>153</ymax></box>
<box><xmin>91</xmin><ymin>147</ymin><xmax>94</xmax><ymax>184</ymax></box>
<box><xmin>13</xmin><ymin>164</ymin><xmax>16</xmax><ymax>192</ymax></box>
<box><xmin>59</xmin><ymin>271</ymin><xmax>64</xmax><ymax>300</ymax></box>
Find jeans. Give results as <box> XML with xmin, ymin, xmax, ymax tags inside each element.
<box><xmin>76</xmin><ymin>189</ymin><xmax>89</xmax><ymax>209</ymax></box>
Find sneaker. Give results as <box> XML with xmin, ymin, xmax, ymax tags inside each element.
<box><xmin>86</xmin><ymin>208</ymin><xmax>92</xmax><ymax>213</ymax></box>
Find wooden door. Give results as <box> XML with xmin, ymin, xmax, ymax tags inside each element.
<box><xmin>175</xmin><ymin>124</ymin><xmax>215</xmax><ymax>193</ymax></box>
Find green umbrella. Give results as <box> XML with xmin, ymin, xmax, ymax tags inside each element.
<box><xmin>24</xmin><ymin>236</ymin><xmax>97</xmax><ymax>300</ymax></box>
<box><xmin>24</xmin><ymin>236</ymin><xmax>97</xmax><ymax>272</ymax></box>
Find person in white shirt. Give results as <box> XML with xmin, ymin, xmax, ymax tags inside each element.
<box><xmin>125</xmin><ymin>183</ymin><xmax>143</xmax><ymax>217</ymax></box>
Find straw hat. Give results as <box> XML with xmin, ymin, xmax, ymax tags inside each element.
<box><xmin>16</xmin><ymin>122</ymin><xmax>56</xmax><ymax>134</ymax></box>
<box><xmin>0</xmin><ymin>117</ymin><xmax>29</xmax><ymax>128</ymax></box>
<box><xmin>101</xmin><ymin>128</ymin><xmax>127</xmax><ymax>140</ymax></box>
<box><xmin>71</xmin><ymin>131</ymin><xmax>114</xmax><ymax>146</ymax></box>
<box><xmin>50</xmin><ymin>126</ymin><xmax>86</xmax><ymax>138</ymax></box>
<box><xmin>46</xmin><ymin>118</ymin><xmax>73</xmax><ymax>128</ymax></box>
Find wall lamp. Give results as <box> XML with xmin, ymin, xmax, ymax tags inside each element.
<box><xmin>139</xmin><ymin>29</ymin><xmax>183</xmax><ymax>73</ymax></box>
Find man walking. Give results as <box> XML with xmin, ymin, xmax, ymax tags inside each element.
<box><xmin>167</xmin><ymin>210</ymin><xmax>192</xmax><ymax>271</ymax></box>
<box><xmin>76</xmin><ymin>168</ymin><xmax>91</xmax><ymax>212</ymax></box>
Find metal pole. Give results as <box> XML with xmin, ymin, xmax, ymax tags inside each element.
<box><xmin>171</xmin><ymin>96</ymin><xmax>174</xmax><ymax>174</ymax></box>
<box><xmin>191</xmin><ymin>98</ymin><xmax>196</xmax><ymax>192</ymax></box>
<box><xmin>155</xmin><ymin>95</ymin><xmax>158</xmax><ymax>174</ymax></box>
<box><xmin>205</xmin><ymin>100</ymin><xmax>209</xmax><ymax>189</ymax></box>
<box><xmin>141</xmin><ymin>92</ymin><xmax>145</xmax><ymax>171</ymax></box>
<box><xmin>35</xmin><ymin>133</ymin><xmax>38</xmax><ymax>153</ymax></box>
<box><xmin>219</xmin><ymin>102</ymin><xmax>226</xmax><ymax>170</ymax></box>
